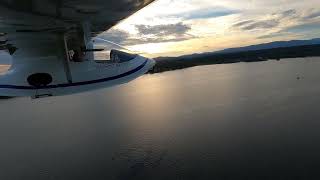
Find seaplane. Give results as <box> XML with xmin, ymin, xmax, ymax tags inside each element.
<box><xmin>0</xmin><ymin>0</ymin><xmax>156</xmax><ymax>98</ymax></box>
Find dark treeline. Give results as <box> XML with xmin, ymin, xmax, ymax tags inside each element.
<box><xmin>149</xmin><ymin>44</ymin><xmax>320</xmax><ymax>74</ymax></box>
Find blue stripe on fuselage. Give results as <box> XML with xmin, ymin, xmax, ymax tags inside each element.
<box><xmin>0</xmin><ymin>60</ymin><xmax>148</xmax><ymax>90</ymax></box>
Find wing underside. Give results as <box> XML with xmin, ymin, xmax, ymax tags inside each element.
<box><xmin>0</xmin><ymin>0</ymin><xmax>155</xmax><ymax>36</ymax></box>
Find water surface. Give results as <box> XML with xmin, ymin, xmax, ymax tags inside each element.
<box><xmin>1</xmin><ymin>57</ymin><xmax>320</xmax><ymax>179</ymax></box>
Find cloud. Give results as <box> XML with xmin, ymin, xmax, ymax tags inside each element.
<box><xmin>232</xmin><ymin>8</ymin><xmax>320</xmax><ymax>41</ymax></box>
<box><xmin>243</xmin><ymin>20</ymin><xmax>279</xmax><ymax>30</ymax></box>
<box><xmin>258</xmin><ymin>21</ymin><xmax>320</xmax><ymax>39</ymax></box>
<box><xmin>234</xmin><ymin>19</ymin><xmax>279</xmax><ymax>31</ymax></box>
<box><xmin>179</xmin><ymin>7</ymin><xmax>238</xmax><ymax>20</ymax></box>
<box><xmin>304</xmin><ymin>11</ymin><xmax>320</xmax><ymax>19</ymax></box>
<box><xmin>135</xmin><ymin>23</ymin><xmax>191</xmax><ymax>36</ymax></box>
<box><xmin>284</xmin><ymin>22</ymin><xmax>320</xmax><ymax>33</ymax></box>
<box><xmin>280</xmin><ymin>9</ymin><xmax>297</xmax><ymax>18</ymax></box>
<box><xmin>132</xmin><ymin>23</ymin><xmax>195</xmax><ymax>44</ymax></box>
<box><xmin>257</xmin><ymin>32</ymin><xmax>291</xmax><ymax>39</ymax></box>
<box><xmin>232</xmin><ymin>20</ymin><xmax>255</xmax><ymax>27</ymax></box>
<box><xmin>153</xmin><ymin>5</ymin><xmax>239</xmax><ymax>21</ymax></box>
<box><xmin>232</xmin><ymin>9</ymin><xmax>302</xmax><ymax>31</ymax></box>
<box><xmin>126</xmin><ymin>36</ymin><xmax>193</xmax><ymax>45</ymax></box>
<box><xmin>97</xmin><ymin>23</ymin><xmax>195</xmax><ymax>47</ymax></box>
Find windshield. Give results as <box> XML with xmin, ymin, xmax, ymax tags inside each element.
<box><xmin>93</xmin><ymin>37</ymin><xmax>139</xmax><ymax>61</ymax></box>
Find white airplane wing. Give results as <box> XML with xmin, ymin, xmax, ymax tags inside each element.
<box><xmin>0</xmin><ymin>0</ymin><xmax>154</xmax><ymax>36</ymax></box>
<box><xmin>0</xmin><ymin>0</ymin><xmax>156</xmax><ymax>98</ymax></box>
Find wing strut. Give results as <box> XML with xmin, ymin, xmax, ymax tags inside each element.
<box><xmin>62</xmin><ymin>34</ymin><xmax>73</xmax><ymax>83</ymax></box>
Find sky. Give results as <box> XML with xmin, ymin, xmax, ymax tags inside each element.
<box><xmin>97</xmin><ymin>0</ymin><xmax>320</xmax><ymax>57</ymax></box>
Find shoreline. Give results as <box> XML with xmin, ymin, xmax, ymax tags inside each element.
<box><xmin>148</xmin><ymin>44</ymin><xmax>320</xmax><ymax>74</ymax></box>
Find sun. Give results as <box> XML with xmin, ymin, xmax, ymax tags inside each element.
<box><xmin>127</xmin><ymin>43</ymin><xmax>171</xmax><ymax>56</ymax></box>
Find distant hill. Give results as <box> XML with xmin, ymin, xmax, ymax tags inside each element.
<box><xmin>155</xmin><ymin>38</ymin><xmax>320</xmax><ymax>61</ymax></box>
<box><xmin>215</xmin><ymin>38</ymin><xmax>320</xmax><ymax>54</ymax></box>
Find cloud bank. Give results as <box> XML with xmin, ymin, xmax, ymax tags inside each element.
<box><xmin>96</xmin><ymin>0</ymin><xmax>320</xmax><ymax>56</ymax></box>
<box><xmin>98</xmin><ymin>22</ymin><xmax>195</xmax><ymax>47</ymax></box>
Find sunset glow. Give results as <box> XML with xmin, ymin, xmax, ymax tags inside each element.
<box><xmin>98</xmin><ymin>0</ymin><xmax>320</xmax><ymax>57</ymax></box>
